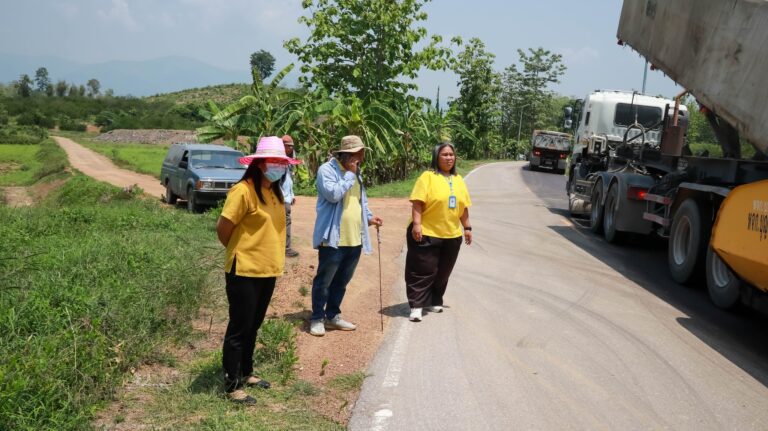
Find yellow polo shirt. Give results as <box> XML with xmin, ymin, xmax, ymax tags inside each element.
<box><xmin>338</xmin><ymin>166</ymin><xmax>363</xmax><ymax>247</ymax></box>
<box><xmin>410</xmin><ymin>171</ymin><xmax>472</xmax><ymax>239</ymax></box>
<box><xmin>221</xmin><ymin>180</ymin><xmax>286</xmax><ymax>277</ymax></box>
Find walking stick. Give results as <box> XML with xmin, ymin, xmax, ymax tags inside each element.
<box><xmin>376</xmin><ymin>225</ymin><xmax>384</xmax><ymax>331</ymax></box>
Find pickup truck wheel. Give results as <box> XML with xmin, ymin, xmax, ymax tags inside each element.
<box><xmin>165</xmin><ymin>182</ymin><xmax>177</xmax><ymax>205</ymax></box>
<box><xmin>668</xmin><ymin>199</ymin><xmax>711</xmax><ymax>285</ymax></box>
<box><xmin>589</xmin><ymin>184</ymin><xmax>604</xmax><ymax>234</ymax></box>
<box><xmin>602</xmin><ymin>183</ymin><xmax>625</xmax><ymax>243</ymax></box>
<box><xmin>187</xmin><ymin>188</ymin><xmax>200</xmax><ymax>213</ymax></box>
<box><xmin>706</xmin><ymin>246</ymin><xmax>741</xmax><ymax>309</ymax></box>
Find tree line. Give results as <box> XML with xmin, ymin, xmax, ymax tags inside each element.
<box><xmin>202</xmin><ymin>0</ymin><xmax>570</xmax><ymax>185</ymax></box>
<box><xmin>7</xmin><ymin>67</ymin><xmax>107</xmax><ymax>99</ymax></box>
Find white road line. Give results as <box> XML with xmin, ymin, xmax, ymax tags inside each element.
<box><xmin>381</xmin><ymin>321</ymin><xmax>413</xmax><ymax>387</ymax></box>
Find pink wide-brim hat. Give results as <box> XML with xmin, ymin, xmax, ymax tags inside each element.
<box><xmin>239</xmin><ymin>136</ymin><xmax>302</xmax><ymax>165</ymax></box>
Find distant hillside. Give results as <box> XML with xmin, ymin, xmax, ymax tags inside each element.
<box><xmin>144</xmin><ymin>83</ymin><xmax>251</xmax><ymax>106</ymax></box>
<box><xmin>0</xmin><ymin>52</ymin><xmax>259</xmax><ymax>97</ymax></box>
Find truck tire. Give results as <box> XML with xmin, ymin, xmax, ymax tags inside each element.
<box><xmin>706</xmin><ymin>246</ymin><xmax>741</xmax><ymax>309</ymax></box>
<box><xmin>668</xmin><ymin>199</ymin><xmax>711</xmax><ymax>285</ymax></box>
<box><xmin>187</xmin><ymin>188</ymin><xmax>200</xmax><ymax>213</ymax></box>
<box><xmin>165</xmin><ymin>181</ymin><xmax>177</xmax><ymax>205</ymax></box>
<box><xmin>589</xmin><ymin>184</ymin><xmax>604</xmax><ymax>234</ymax></box>
<box><xmin>603</xmin><ymin>183</ymin><xmax>625</xmax><ymax>244</ymax></box>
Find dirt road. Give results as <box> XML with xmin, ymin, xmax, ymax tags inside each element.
<box><xmin>53</xmin><ymin>136</ymin><xmax>165</xmax><ymax>197</ymax></box>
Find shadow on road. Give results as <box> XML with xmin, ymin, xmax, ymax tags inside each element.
<box><xmin>547</xmin><ymin>222</ymin><xmax>768</xmax><ymax>388</ymax></box>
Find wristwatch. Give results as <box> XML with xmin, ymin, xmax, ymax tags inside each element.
<box><xmin>464</xmin><ymin>226</ymin><xmax>472</xmax><ymax>231</ymax></box>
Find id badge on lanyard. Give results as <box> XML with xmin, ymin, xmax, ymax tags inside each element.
<box><xmin>446</xmin><ymin>175</ymin><xmax>456</xmax><ymax>209</ymax></box>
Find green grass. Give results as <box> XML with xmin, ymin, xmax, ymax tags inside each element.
<box><xmin>58</xmin><ymin>131</ymin><xmax>169</xmax><ymax>179</ymax></box>
<box><xmin>133</xmin><ymin>349</ymin><xmax>342</xmax><ymax>430</ymax></box>
<box><xmin>328</xmin><ymin>372</ymin><xmax>366</xmax><ymax>392</ymax></box>
<box><xmin>0</xmin><ymin>139</ymin><xmax>68</xmax><ymax>186</ymax></box>
<box><xmin>0</xmin><ymin>144</ymin><xmax>41</xmax><ymax>185</ymax></box>
<box><xmin>0</xmin><ymin>172</ymin><xmax>221</xmax><ymax>430</ymax></box>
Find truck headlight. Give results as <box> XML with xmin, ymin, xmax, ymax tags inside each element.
<box><xmin>197</xmin><ymin>180</ymin><xmax>214</xmax><ymax>190</ymax></box>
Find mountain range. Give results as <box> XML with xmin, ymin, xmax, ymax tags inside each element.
<box><xmin>0</xmin><ymin>52</ymin><xmax>282</xmax><ymax>97</ymax></box>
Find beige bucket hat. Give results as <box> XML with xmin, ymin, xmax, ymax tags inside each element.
<box><xmin>336</xmin><ymin>135</ymin><xmax>370</xmax><ymax>153</ymax></box>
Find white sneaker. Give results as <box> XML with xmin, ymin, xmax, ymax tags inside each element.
<box><xmin>409</xmin><ymin>308</ymin><xmax>422</xmax><ymax>322</ymax></box>
<box><xmin>310</xmin><ymin>319</ymin><xmax>325</xmax><ymax>336</ymax></box>
<box><xmin>325</xmin><ymin>315</ymin><xmax>357</xmax><ymax>331</ymax></box>
<box><xmin>427</xmin><ymin>305</ymin><xmax>443</xmax><ymax>313</ymax></box>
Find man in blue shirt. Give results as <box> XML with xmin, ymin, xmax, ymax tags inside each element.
<box><xmin>309</xmin><ymin>135</ymin><xmax>383</xmax><ymax>336</ymax></box>
<box><xmin>281</xmin><ymin>135</ymin><xmax>299</xmax><ymax>258</ymax></box>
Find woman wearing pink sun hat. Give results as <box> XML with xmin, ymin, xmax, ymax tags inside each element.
<box><xmin>215</xmin><ymin>136</ymin><xmax>300</xmax><ymax>404</ymax></box>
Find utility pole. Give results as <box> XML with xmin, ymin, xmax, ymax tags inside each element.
<box><xmin>642</xmin><ymin>60</ymin><xmax>648</xmax><ymax>94</ymax></box>
<box><xmin>517</xmin><ymin>104</ymin><xmax>531</xmax><ymax>143</ymax></box>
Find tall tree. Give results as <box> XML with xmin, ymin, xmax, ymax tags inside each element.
<box><xmin>86</xmin><ymin>79</ymin><xmax>101</xmax><ymax>97</ymax></box>
<box><xmin>502</xmin><ymin>48</ymin><xmax>566</xmax><ymax>144</ymax></box>
<box><xmin>451</xmin><ymin>38</ymin><xmax>501</xmax><ymax>158</ymax></box>
<box><xmin>249</xmin><ymin>50</ymin><xmax>275</xmax><ymax>80</ymax></box>
<box><xmin>34</xmin><ymin>67</ymin><xmax>51</xmax><ymax>95</ymax></box>
<box><xmin>55</xmin><ymin>80</ymin><xmax>68</xmax><ymax>97</ymax></box>
<box><xmin>16</xmin><ymin>74</ymin><xmax>32</xmax><ymax>98</ymax></box>
<box><xmin>284</xmin><ymin>0</ymin><xmax>452</xmax><ymax>100</ymax></box>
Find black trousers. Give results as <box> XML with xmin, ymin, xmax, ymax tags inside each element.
<box><xmin>404</xmin><ymin>223</ymin><xmax>462</xmax><ymax>309</ymax></box>
<box><xmin>222</xmin><ymin>259</ymin><xmax>276</xmax><ymax>392</ymax></box>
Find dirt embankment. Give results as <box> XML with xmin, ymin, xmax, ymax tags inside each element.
<box><xmin>94</xmin><ymin>129</ymin><xmax>198</xmax><ymax>145</ymax></box>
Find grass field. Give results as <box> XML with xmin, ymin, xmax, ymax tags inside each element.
<box><xmin>0</xmin><ymin>144</ymin><xmax>42</xmax><ymax>186</ymax></box>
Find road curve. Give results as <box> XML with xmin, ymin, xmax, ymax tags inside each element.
<box><xmin>350</xmin><ymin>161</ymin><xmax>768</xmax><ymax>430</ymax></box>
<box><xmin>53</xmin><ymin>136</ymin><xmax>165</xmax><ymax>198</ymax></box>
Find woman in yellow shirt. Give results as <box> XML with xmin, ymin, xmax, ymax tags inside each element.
<box><xmin>406</xmin><ymin>142</ymin><xmax>472</xmax><ymax>322</ymax></box>
<box><xmin>215</xmin><ymin>136</ymin><xmax>299</xmax><ymax>404</ymax></box>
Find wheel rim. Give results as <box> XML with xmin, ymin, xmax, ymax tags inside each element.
<box><xmin>672</xmin><ymin>216</ymin><xmax>691</xmax><ymax>266</ymax></box>
<box><xmin>710</xmin><ymin>251</ymin><xmax>732</xmax><ymax>289</ymax></box>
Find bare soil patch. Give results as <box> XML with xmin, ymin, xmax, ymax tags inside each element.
<box><xmin>93</xmin><ymin>129</ymin><xmax>250</xmax><ymax>148</ymax></box>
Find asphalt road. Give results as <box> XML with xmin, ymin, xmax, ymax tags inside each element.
<box><xmin>350</xmin><ymin>161</ymin><xmax>768</xmax><ymax>430</ymax></box>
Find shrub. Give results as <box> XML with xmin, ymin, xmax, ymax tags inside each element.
<box><xmin>33</xmin><ymin>140</ymin><xmax>67</xmax><ymax>180</ymax></box>
<box><xmin>16</xmin><ymin>109</ymin><xmax>55</xmax><ymax>129</ymax></box>
<box><xmin>0</xmin><ymin>125</ymin><xmax>48</xmax><ymax>145</ymax></box>
<box><xmin>57</xmin><ymin>115</ymin><xmax>87</xmax><ymax>132</ymax></box>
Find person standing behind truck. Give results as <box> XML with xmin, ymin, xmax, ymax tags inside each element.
<box><xmin>281</xmin><ymin>135</ymin><xmax>300</xmax><ymax>258</ymax></box>
<box><xmin>215</xmin><ymin>136</ymin><xmax>300</xmax><ymax>404</ymax></box>
<box><xmin>405</xmin><ymin>142</ymin><xmax>472</xmax><ymax>322</ymax></box>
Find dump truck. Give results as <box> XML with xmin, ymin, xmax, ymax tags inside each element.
<box><xmin>529</xmin><ymin>130</ymin><xmax>572</xmax><ymax>173</ymax></box>
<box><xmin>567</xmin><ymin>0</ymin><xmax>768</xmax><ymax>309</ymax></box>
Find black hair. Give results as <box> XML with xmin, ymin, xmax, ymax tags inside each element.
<box><xmin>431</xmin><ymin>142</ymin><xmax>457</xmax><ymax>175</ymax></box>
<box><xmin>239</xmin><ymin>160</ymin><xmax>285</xmax><ymax>205</ymax></box>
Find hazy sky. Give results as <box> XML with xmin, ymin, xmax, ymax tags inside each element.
<box><xmin>0</xmin><ymin>0</ymin><xmax>681</xmax><ymax>100</ymax></box>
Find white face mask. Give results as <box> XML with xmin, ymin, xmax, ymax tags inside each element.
<box><xmin>263</xmin><ymin>163</ymin><xmax>287</xmax><ymax>182</ymax></box>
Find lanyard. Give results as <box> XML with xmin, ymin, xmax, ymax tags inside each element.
<box><xmin>444</xmin><ymin>174</ymin><xmax>453</xmax><ymax>194</ymax></box>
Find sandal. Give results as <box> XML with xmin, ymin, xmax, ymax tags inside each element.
<box><xmin>228</xmin><ymin>389</ymin><xmax>257</xmax><ymax>405</ymax></box>
<box><xmin>245</xmin><ymin>376</ymin><xmax>271</xmax><ymax>389</ymax></box>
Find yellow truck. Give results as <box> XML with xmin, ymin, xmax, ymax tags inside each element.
<box><xmin>613</xmin><ymin>0</ymin><xmax>768</xmax><ymax>309</ymax></box>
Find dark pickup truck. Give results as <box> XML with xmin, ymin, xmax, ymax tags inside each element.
<box><xmin>160</xmin><ymin>143</ymin><xmax>245</xmax><ymax>212</ymax></box>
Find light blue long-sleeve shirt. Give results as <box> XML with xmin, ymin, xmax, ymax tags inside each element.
<box><xmin>312</xmin><ymin>158</ymin><xmax>374</xmax><ymax>254</ymax></box>
<box><xmin>280</xmin><ymin>166</ymin><xmax>294</xmax><ymax>203</ymax></box>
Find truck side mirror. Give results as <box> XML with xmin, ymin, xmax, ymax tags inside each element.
<box><xmin>563</xmin><ymin>106</ymin><xmax>574</xmax><ymax>129</ymax></box>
